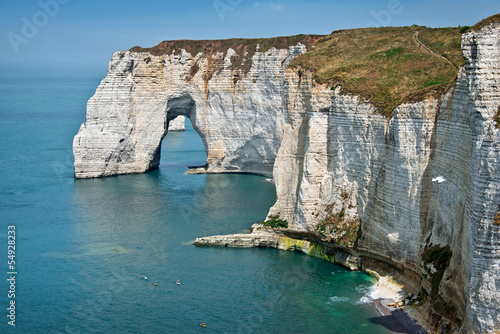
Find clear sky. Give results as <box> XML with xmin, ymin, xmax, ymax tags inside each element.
<box><xmin>0</xmin><ymin>0</ymin><xmax>499</xmax><ymax>67</ymax></box>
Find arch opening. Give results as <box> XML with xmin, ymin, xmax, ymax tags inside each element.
<box><xmin>156</xmin><ymin>95</ymin><xmax>208</xmax><ymax>171</ymax></box>
<box><xmin>165</xmin><ymin>95</ymin><xmax>196</xmax><ymax>124</ymax></box>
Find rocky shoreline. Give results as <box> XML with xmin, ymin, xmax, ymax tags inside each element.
<box><xmin>194</xmin><ymin>227</ymin><xmax>430</xmax><ymax>334</ymax></box>
<box><xmin>372</xmin><ymin>298</ymin><xmax>428</xmax><ymax>334</ymax></box>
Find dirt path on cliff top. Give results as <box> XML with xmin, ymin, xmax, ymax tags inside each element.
<box><xmin>413</xmin><ymin>31</ymin><xmax>456</xmax><ymax>67</ymax></box>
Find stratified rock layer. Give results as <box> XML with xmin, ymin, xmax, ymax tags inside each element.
<box><xmin>73</xmin><ymin>24</ymin><xmax>500</xmax><ymax>333</ymax></box>
<box><xmin>268</xmin><ymin>24</ymin><xmax>500</xmax><ymax>333</ymax></box>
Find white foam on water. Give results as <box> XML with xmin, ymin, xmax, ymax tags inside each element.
<box><xmin>356</xmin><ymin>295</ymin><xmax>372</xmax><ymax>305</ymax></box>
<box><xmin>356</xmin><ymin>284</ymin><xmax>371</xmax><ymax>294</ymax></box>
<box><xmin>327</xmin><ymin>296</ymin><xmax>349</xmax><ymax>304</ymax></box>
<box><xmin>355</xmin><ymin>284</ymin><xmax>376</xmax><ymax>304</ymax></box>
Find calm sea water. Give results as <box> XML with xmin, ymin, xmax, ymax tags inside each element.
<box><xmin>0</xmin><ymin>66</ymin><xmax>391</xmax><ymax>333</ymax></box>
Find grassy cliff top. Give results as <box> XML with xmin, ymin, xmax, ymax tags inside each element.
<box><xmin>290</xmin><ymin>25</ymin><xmax>465</xmax><ymax>116</ymax></box>
<box><xmin>130</xmin><ymin>35</ymin><xmax>323</xmax><ymax>83</ymax></box>
<box><xmin>130</xmin><ymin>35</ymin><xmax>322</xmax><ymax>57</ymax></box>
<box><xmin>130</xmin><ymin>35</ymin><xmax>322</xmax><ymax>73</ymax></box>
<box><xmin>129</xmin><ymin>14</ymin><xmax>499</xmax><ymax>116</ymax></box>
<box><xmin>130</xmin><ymin>35</ymin><xmax>323</xmax><ymax>87</ymax></box>
<box><xmin>471</xmin><ymin>13</ymin><xmax>500</xmax><ymax>31</ymax></box>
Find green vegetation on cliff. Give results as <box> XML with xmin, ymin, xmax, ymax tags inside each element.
<box><xmin>130</xmin><ymin>14</ymin><xmax>500</xmax><ymax>116</ymax></box>
<box><xmin>316</xmin><ymin>204</ymin><xmax>361</xmax><ymax>249</ymax></box>
<box><xmin>421</xmin><ymin>244</ymin><xmax>462</xmax><ymax>325</ymax></box>
<box><xmin>261</xmin><ymin>213</ymin><xmax>289</xmax><ymax>229</ymax></box>
<box><xmin>421</xmin><ymin>244</ymin><xmax>453</xmax><ymax>297</ymax></box>
<box><xmin>290</xmin><ymin>25</ymin><xmax>464</xmax><ymax>116</ymax></box>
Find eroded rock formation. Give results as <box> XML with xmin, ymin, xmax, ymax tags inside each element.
<box><xmin>73</xmin><ymin>37</ymin><xmax>318</xmax><ymax>178</ymax></box>
<box><xmin>73</xmin><ymin>22</ymin><xmax>500</xmax><ymax>333</ymax></box>
<box><xmin>168</xmin><ymin>115</ymin><xmax>185</xmax><ymax>131</ymax></box>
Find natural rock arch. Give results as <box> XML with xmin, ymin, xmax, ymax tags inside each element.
<box><xmin>156</xmin><ymin>95</ymin><xmax>208</xmax><ymax>170</ymax></box>
<box><xmin>73</xmin><ymin>44</ymin><xmax>305</xmax><ymax>178</ymax></box>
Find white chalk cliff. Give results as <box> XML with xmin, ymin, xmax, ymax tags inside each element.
<box><xmin>73</xmin><ymin>23</ymin><xmax>500</xmax><ymax>333</ymax></box>
<box><xmin>168</xmin><ymin>115</ymin><xmax>185</xmax><ymax>131</ymax></box>
<box><xmin>73</xmin><ymin>37</ymin><xmax>313</xmax><ymax>178</ymax></box>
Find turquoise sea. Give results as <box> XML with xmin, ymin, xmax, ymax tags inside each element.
<box><xmin>0</xmin><ymin>66</ymin><xmax>391</xmax><ymax>333</ymax></box>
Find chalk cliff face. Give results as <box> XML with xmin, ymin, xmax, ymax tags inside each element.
<box><xmin>73</xmin><ymin>23</ymin><xmax>500</xmax><ymax>333</ymax></box>
<box><xmin>268</xmin><ymin>24</ymin><xmax>500</xmax><ymax>332</ymax></box>
<box><xmin>168</xmin><ymin>115</ymin><xmax>185</xmax><ymax>131</ymax></box>
<box><xmin>73</xmin><ymin>40</ymin><xmax>310</xmax><ymax>178</ymax></box>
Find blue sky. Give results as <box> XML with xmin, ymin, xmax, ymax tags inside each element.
<box><xmin>0</xmin><ymin>0</ymin><xmax>498</xmax><ymax>67</ymax></box>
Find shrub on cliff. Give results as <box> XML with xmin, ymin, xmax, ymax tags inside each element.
<box><xmin>316</xmin><ymin>205</ymin><xmax>360</xmax><ymax>249</ymax></box>
<box><xmin>261</xmin><ymin>213</ymin><xmax>288</xmax><ymax>229</ymax></box>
